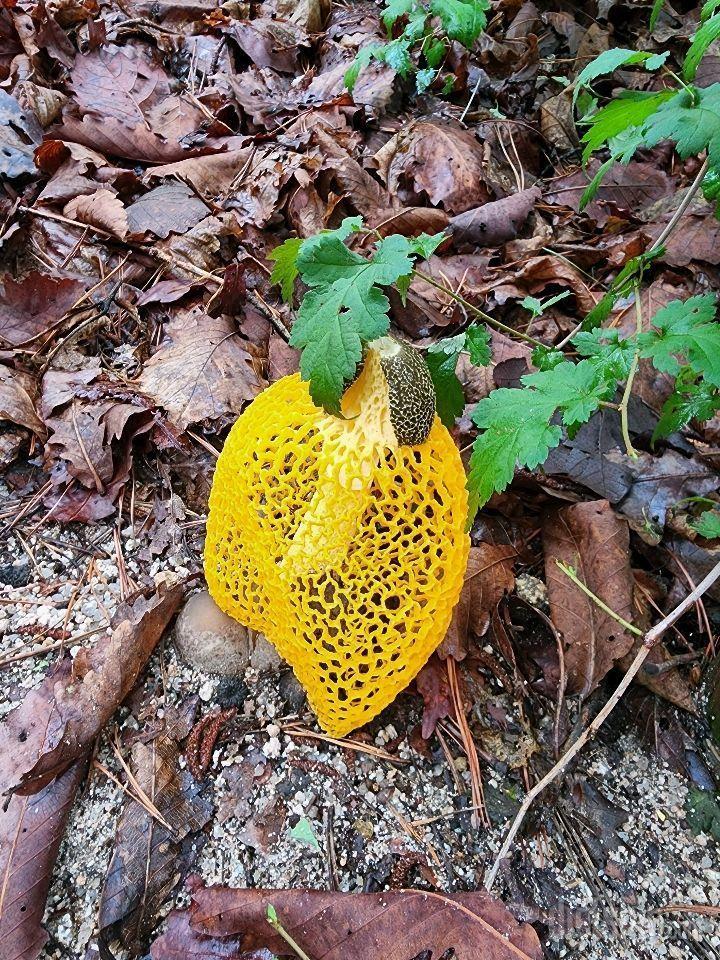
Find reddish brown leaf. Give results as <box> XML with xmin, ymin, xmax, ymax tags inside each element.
<box><xmin>64</xmin><ymin>187</ymin><xmax>129</xmax><ymax>239</ymax></box>
<box><xmin>375</xmin><ymin>120</ymin><xmax>492</xmax><ymax>215</ymax></box>
<box><xmin>0</xmin><ymin>273</ymin><xmax>84</xmax><ymax>347</ymax></box>
<box><xmin>150</xmin><ymin>884</ymin><xmax>543</xmax><ymax>960</ymax></box>
<box><xmin>0</xmin><ymin>582</ymin><xmax>185</xmax><ymax>796</ymax></box>
<box><xmin>0</xmin><ymin>761</ymin><xmax>87</xmax><ymax>960</ymax></box>
<box><xmin>136</xmin><ymin>309</ymin><xmax>264</xmax><ymax>431</ymax></box>
<box><xmin>543</xmin><ymin>500</ymin><xmax>636</xmax><ymax>696</ymax></box>
<box><xmin>439</xmin><ymin>544</ymin><xmax>517</xmax><ymax>660</ymax></box>
<box><xmin>415</xmin><ymin>655</ymin><xmax>455</xmax><ymax>739</ymax></box>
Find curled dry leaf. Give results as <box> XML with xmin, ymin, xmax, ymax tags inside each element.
<box><xmin>136</xmin><ymin>309</ymin><xmax>264</xmax><ymax>432</ymax></box>
<box><xmin>450</xmin><ymin>187</ymin><xmax>541</xmax><ymax>249</ymax></box>
<box><xmin>415</xmin><ymin>654</ymin><xmax>455</xmax><ymax>739</ymax></box>
<box><xmin>64</xmin><ymin>188</ymin><xmax>129</xmax><ymax>240</ymax></box>
<box><xmin>439</xmin><ymin>544</ymin><xmax>517</xmax><ymax>661</ymax></box>
<box><xmin>543</xmin><ymin>500</ymin><xmax>635</xmax><ymax>697</ymax></box>
<box><xmin>0</xmin><ymin>273</ymin><xmax>84</xmax><ymax>347</ymax></box>
<box><xmin>0</xmin><ymin>581</ymin><xmax>185</xmax><ymax>797</ymax></box>
<box><xmin>150</xmin><ymin>883</ymin><xmax>543</xmax><ymax>960</ymax></box>
<box><xmin>0</xmin><ymin>365</ymin><xmax>45</xmax><ymax>436</ymax></box>
<box><xmin>99</xmin><ymin>734</ymin><xmax>213</xmax><ymax>955</ymax></box>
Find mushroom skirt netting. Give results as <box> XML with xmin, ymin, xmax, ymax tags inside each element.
<box><xmin>205</xmin><ymin>351</ymin><xmax>469</xmax><ymax>736</ymax></box>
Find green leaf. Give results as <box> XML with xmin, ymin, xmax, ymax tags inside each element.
<box><xmin>639</xmin><ymin>85</ymin><xmax>720</xmax><ymax>166</ymax></box>
<box><xmin>269</xmin><ymin>237</ymin><xmax>302</xmax><ymax>302</ymax></box>
<box><xmin>649</xmin><ymin>0</ymin><xmax>666</xmax><ymax>29</ymax></box>
<box><xmin>290</xmin><ymin>229</ymin><xmax>422</xmax><ymax>411</ymax></box>
<box><xmin>702</xmin><ymin>0</ymin><xmax>720</xmax><ymax>20</ymax></box>
<box><xmin>467</xmin><ymin>360</ymin><xmax>611</xmax><ymax>515</ymax></box>
<box><xmin>416</xmin><ymin>67</ymin><xmax>437</xmax><ymax>92</ymax></box>
<box><xmin>574</xmin><ymin>49</ymin><xmax>668</xmax><ymax>105</ymax></box>
<box><xmin>521</xmin><ymin>290</ymin><xmax>571</xmax><ymax>317</ymax></box>
<box><xmin>581</xmin><ymin>90</ymin><xmax>676</xmax><ymax>163</ymax></box>
<box><xmin>684</xmin><ymin>13</ymin><xmax>720</xmax><ymax>80</ymax></box>
<box><xmin>378</xmin><ymin>36</ymin><xmax>414</xmax><ymax>76</ymax></box>
<box><xmin>531</xmin><ymin>345</ymin><xmax>565</xmax><ymax>371</ymax></box>
<box><xmin>383</xmin><ymin>0</ymin><xmax>416</xmax><ymax>30</ymax></box>
<box><xmin>638</xmin><ymin>294</ymin><xmax>720</xmax><ymax>385</ymax></box>
<box><xmin>426</xmin><ymin>336</ymin><xmax>466</xmax><ymax>428</ymax></box>
<box><xmin>425</xmin><ymin>37</ymin><xmax>447</xmax><ymax>68</ymax></box>
<box><xmin>267</xmin><ymin>904</ymin><xmax>278</xmax><ymax>923</ymax></box>
<box><xmin>345</xmin><ymin>46</ymin><xmax>378</xmax><ymax>93</ymax></box>
<box><xmin>653</xmin><ymin>373</ymin><xmax>720</xmax><ymax>440</ymax></box>
<box><xmin>691</xmin><ymin>507</ymin><xmax>720</xmax><ymax>539</ymax></box>
<box><xmin>290</xmin><ymin>818</ymin><xmax>321</xmax><ymax>850</ymax></box>
<box><xmin>406</xmin><ymin>231</ymin><xmax>447</xmax><ymax>259</ymax></box>
<box><xmin>573</xmin><ymin>327</ymin><xmax>635</xmax><ymax>381</ymax></box>
<box><xmin>685</xmin><ymin>788</ymin><xmax>720</xmax><ymax>841</ymax></box>
<box><xmin>465</xmin><ymin>323</ymin><xmax>491</xmax><ymax>366</ymax></box>
<box><xmin>430</xmin><ymin>0</ymin><xmax>489</xmax><ymax>47</ymax></box>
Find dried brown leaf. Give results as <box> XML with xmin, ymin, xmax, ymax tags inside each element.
<box><xmin>99</xmin><ymin>734</ymin><xmax>213</xmax><ymax>954</ymax></box>
<box><xmin>64</xmin><ymin>188</ymin><xmax>129</xmax><ymax>240</ymax></box>
<box><xmin>150</xmin><ymin>884</ymin><xmax>543</xmax><ymax>960</ymax></box>
<box><xmin>0</xmin><ymin>273</ymin><xmax>84</xmax><ymax>347</ymax></box>
<box><xmin>450</xmin><ymin>188</ymin><xmax>540</xmax><ymax>248</ymax></box>
<box><xmin>543</xmin><ymin>500</ymin><xmax>635</xmax><ymax>696</ymax></box>
<box><xmin>136</xmin><ymin>309</ymin><xmax>263</xmax><ymax>431</ymax></box>
<box><xmin>439</xmin><ymin>544</ymin><xmax>516</xmax><ymax>660</ymax></box>
<box><xmin>0</xmin><ymin>582</ymin><xmax>185</xmax><ymax>797</ymax></box>
<box><xmin>0</xmin><ymin>365</ymin><xmax>45</xmax><ymax>435</ymax></box>
<box><xmin>126</xmin><ymin>182</ymin><xmax>210</xmax><ymax>239</ymax></box>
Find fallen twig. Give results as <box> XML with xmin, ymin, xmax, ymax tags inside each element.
<box><xmin>484</xmin><ymin>558</ymin><xmax>720</xmax><ymax>891</ymax></box>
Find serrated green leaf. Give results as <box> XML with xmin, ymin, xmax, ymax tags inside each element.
<box><xmin>425</xmin><ymin>37</ymin><xmax>447</xmax><ymax>67</ymax></box>
<box><xmin>468</xmin><ymin>389</ymin><xmax>562</xmax><ymax>518</ymax></box>
<box><xmin>406</xmin><ymin>231</ymin><xmax>447</xmax><ymax>259</ymax></box>
<box><xmin>383</xmin><ymin>0</ymin><xmax>416</xmax><ymax>30</ymax></box>
<box><xmin>465</xmin><ymin>324</ymin><xmax>491</xmax><ymax>366</ymax></box>
<box><xmin>379</xmin><ymin>36</ymin><xmax>415</xmax><ymax>76</ymax></box>
<box><xmin>638</xmin><ymin>294</ymin><xmax>720</xmax><ymax>385</ymax></box>
<box><xmin>581</xmin><ymin>90</ymin><xmax>676</xmax><ymax>163</ymax></box>
<box><xmin>531</xmin><ymin>345</ymin><xmax>565</xmax><ymax>371</ymax></box>
<box><xmin>574</xmin><ymin>49</ymin><xmax>668</xmax><ymax>105</ymax></box>
<box><xmin>639</xmin><ymin>85</ymin><xmax>720</xmax><ymax>164</ymax></box>
<box><xmin>290</xmin><ymin>229</ymin><xmax>424</xmax><ymax>410</ymax></box>
<box><xmin>684</xmin><ymin>13</ymin><xmax>720</xmax><ymax>79</ymax></box>
<box><xmin>416</xmin><ymin>67</ymin><xmax>437</xmax><ymax>92</ymax></box>
<box><xmin>691</xmin><ymin>507</ymin><xmax>720</xmax><ymax>539</ymax></box>
<box><xmin>467</xmin><ymin>360</ymin><xmax>610</xmax><ymax>515</ymax></box>
<box><xmin>573</xmin><ymin>327</ymin><xmax>635</xmax><ymax>381</ymax></box>
<box><xmin>430</xmin><ymin>0</ymin><xmax>489</xmax><ymax>47</ymax></box>
<box><xmin>345</xmin><ymin>46</ymin><xmax>378</xmax><ymax>93</ymax></box>
<box><xmin>653</xmin><ymin>373</ymin><xmax>720</xmax><ymax>441</ymax></box>
<box><xmin>269</xmin><ymin>237</ymin><xmax>303</xmax><ymax>303</ymax></box>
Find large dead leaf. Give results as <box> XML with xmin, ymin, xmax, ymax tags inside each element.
<box><xmin>0</xmin><ymin>273</ymin><xmax>84</xmax><ymax>347</ymax></box>
<box><xmin>64</xmin><ymin>188</ymin><xmax>129</xmax><ymax>239</ymax></box>
<box><xmin>0</xmin><ymin>88</ymin><xmax>42</xmax><ymax>178</ymax></box>
<box><xmin>99</xmin><ymin>734</ymin><xmax>213</xmax><ymax>954</ymax></box>
<box><xmin>150</xmin><ymin>884</ymin><xmax>543</xmax><ymax>960</ymax></box>
<box><xmin>0</xmin><ymin>582</ymin><xmax>185</xmax><ymax>797</ymax></box>
<box><xmin>137</xmin><ymin>309</ymin><xmax>264</xmax><ymax>431</ymax></box>
<box><xmin>0</xmin><ymin>365</ymin><xmax>45</xmax><ymax>435</ymax></box>
<box><xmin>375</xmin><ymin>120</ymin><xmax>492</xmax><ymax>215</ymax></box>
<box><xmin>0</xmin><ymin>761</ymin><xmax>87</xmax><ymax>960</ymax></box>
<box><xmin>543</xmin><ymin>500</ymin><xmax>635</xmax><ymax>697</ymax></box>
<box><xmin>439</xmin><ymin>544</ymin><xmax>517</xmax><ymax>660</ymax></box>
<box><xmin>126</xmin><ymin>182</ymin><xmax>210</xmax><ymax>239</ymax></box>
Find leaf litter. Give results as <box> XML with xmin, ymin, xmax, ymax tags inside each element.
<box><xmin>1</xmin><ymin>0</ymin><xmax>720</xmax><ymax>958</ymax></box>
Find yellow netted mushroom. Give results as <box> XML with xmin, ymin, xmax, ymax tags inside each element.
<box><xmin>205</xmin><ymin>338</ymin><xmax>469</xmax><ymax>736</ymax></box>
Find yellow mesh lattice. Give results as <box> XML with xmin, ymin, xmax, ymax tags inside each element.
<box><xmin>204</xmin><ymin>350</ymin><xmax>469</xmax><ymax>736</ymax></box>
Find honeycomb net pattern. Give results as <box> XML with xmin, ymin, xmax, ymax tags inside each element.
<box><xmin>205</xmin><ymin>351</ymin><xmax>470</xmax><ymax>736</ymax></box>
